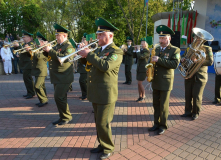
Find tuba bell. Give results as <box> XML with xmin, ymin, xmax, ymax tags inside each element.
<box><xmin>178</xmin><ymin>27</ymin><xmax>214</xmax><ymax>79</ymax></box>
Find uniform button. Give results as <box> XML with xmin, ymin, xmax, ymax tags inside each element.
<box><xmin>50</xmin><ymin>68</ymin><xmax>52</xmax><ymax>69</ymax></box>
<box><xmin>90</xmin><ymin>81</ymin><xmax>91</xmax><ymax>83</ymax></box>
<box><xmin>156</xmin><ymin>74</ymin><xmax>157</xmax><ymax>75</ymax></box>
<box><xmin>156</xmin><ymin>70</ymin><xmax>157</xmax><ymax>71</ymax></box>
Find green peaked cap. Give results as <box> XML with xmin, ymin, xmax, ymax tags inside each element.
<box><xmin>36</xmin><ymin>32</ymin><xmax>47</xmax><ymax>41</ymax></box>
<box><xmin>95</xmin><ymin>17</ymin><xmax>119</xmax><ymax>33</ymax></box>
<box><xmin>83</xmin><ymin>33</ymin><xmax>88</xmax><ymax>38</ymax></box>
<box><xmin>86</xmin><ymin>33</ymin><xmax>96</xmax><ymax>42</ymax></box>
<box><xmin>140</xmin><ymin>37</ymin><xmax>146</xmax><ymax>42</ymax></box>
<box><xmin>22</xmin><ymin>30</ymin><xmax>33</xmax><ymax>37</ymax></box>
<box><xmin>156</xmin><ymin>25</ymin><xmax>175</xmax><ymax>36</ymax></box>
<box><xmin>53</xmin><ymin>23</ymin><xmax>70</xmax><ymax>35</ymax></box>
<box><xmin>126</xmin><ymin>36</ymin><xmax>133</xmax><ymax>42</ymax></box>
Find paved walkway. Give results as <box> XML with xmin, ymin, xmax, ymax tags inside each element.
<box><xmin>0</xmin><ymin>63</ymin><xmax>221</xmax><ymax>160</ymax></box>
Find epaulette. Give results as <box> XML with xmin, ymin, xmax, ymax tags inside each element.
<box><xmin>112</xmin><ymin>45</ymin><xmax>119</xmax><ymax>50</ymax></box>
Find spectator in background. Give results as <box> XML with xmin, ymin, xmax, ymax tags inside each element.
<box><xmin>9</xmin><ymin>33</ymin><xmax>14</xmax><ymax>41</ymax></box>
<box><xmin>0</xmin><ymin>42</ymin><xmax>14</xmax><ymax>75</ymax></box>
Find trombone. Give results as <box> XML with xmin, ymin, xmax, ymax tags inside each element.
<box><xmin>29</xmin><ymin>40</ymin><xmax>57</xmax><ymax>56</ymax></box>
<box><xmin>57</xmin><ymin>39</ymin><xmax>99</xmax><ymax>65</ymax></box>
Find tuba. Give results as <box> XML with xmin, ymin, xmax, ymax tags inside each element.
<box><xmin>145</xmin><ymin>43</ymin><xmax>159</xmax><ymax>82</ymax></box>
<box><xmin>178</xmin><ymin>27</ymin><xmax>214</xmax><ymax>79</ymax></box>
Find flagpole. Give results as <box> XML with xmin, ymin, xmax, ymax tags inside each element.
<box><xmin>145</xmin><ymin>3</ymin><xmax>148</xmax><ymax>37</ymax></box>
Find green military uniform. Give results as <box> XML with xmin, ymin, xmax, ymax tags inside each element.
<box><xmin>183</xmin><ymin>45</ymin><xmax>213</xmax><ymax>117</ymax></box>
<box><xmin>19</xmin><ymin>30</ymin><xmax>35</xmax><ymax>97</ymax></box>
<box><xmin>77</xmin><ymin>60</ymin><xmax>87</xmax><ymax>98</ymax></box>
<box><xmin>31</xmin><ymin>32</ymin><xmax>48</xmax><ymax>105</ymax></box>
<box><xmin>124</xmin><ymin>36</ymin><xmax>134</xmax><ymax>83</ymax></box>
<box><xmin>133</xmin><ymin>38</ymin><xmax>150</xmax><ymax>81</ymax></box>
<box><xmin>83</xmin><ymin>18</ymin><xmax>123</xmax><ymax>155</ymax></box>
<box><xmin>46</xmin><ymin>23</ymin><xmax>75</xmax><ymax>122</ymax></box>
<box><xmin>151</xmin><ymin>25</ymin><xmax>180</xmax><ymax>132</ymax></box>
<box><xmin>214</xmin><ymin>74</ymin><xmax>221</xmax><ymax>103</ymax></box>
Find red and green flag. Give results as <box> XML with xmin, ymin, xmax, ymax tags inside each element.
<box><xmin>194</xmin><ymin>10</ymin><xmax>198</xmax><ymax>27</ymax></box>
<box><xmin>185</xmin><ymin>13</ymin><xmax>189</xmax><ymax>36</ymax></box>
<box><xmin>167</xmin><ymin>14</ymin><xmax>171</xmax><ymax>28</ymax></box>
<box><xmin>187</xmin><ymin>13</ymin><xmax>193</xmax><ymax>44</ymax></box>
<box><xmin>176</xmin><ymin>12</ymin><xmax>180</xmax><ymax>31</ymax></box>
<box><xmin>181</xmin><ymin>14</ymin><xmax>187</xmax><ymax>45</ymax></box>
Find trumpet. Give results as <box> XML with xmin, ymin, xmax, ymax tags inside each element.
<box><xmin>57</xmin><ymin>39</ymin><xmax>99</xmax><ymax>65</ymax></box>
<box><xmin>29</xmin><ymin>40</ymin><xmax>57</xmax><ymax>56</ymax></box>
<box><xmin>4</xmin><ymin>39</ymin><xmax>24</xmax><ymax>48</ymax></box>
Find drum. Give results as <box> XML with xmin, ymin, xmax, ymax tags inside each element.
<box><xmin>214</xmin><ymin>51</ymin><xmax>221</xmax><ymax>75</ymax></box>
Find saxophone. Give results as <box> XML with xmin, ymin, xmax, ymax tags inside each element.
<box><xmin>145</xmin><ymin>44</ymin><xmax>159</xmax><ymax>82</ymax></box>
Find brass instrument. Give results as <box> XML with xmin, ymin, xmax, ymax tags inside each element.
<box><xmin>13</xmin><ymin>46</ymin><xmax>33</xmax><ymax>54</ymax></box>
<box><xmin>29</xmin><ymin>40</ymin><xmax>57</xmax><ymax>56</ymax></box>
<box><xmin>58</xmin><ymin>39</ymin><xmax>99</xmax><ymax>65</ymax></box>
<box><xmin>178</xmin><ymin>27</ymin><xmax>214</xmax><ymax>79</ymax></box>
<box><xmin>121</xmin><ymin>44</ymin><xmax>127</xmax><ymax>55</ymax></box>
<box><xmin>3</xmin><ymin>39</ymin><xmax>24</xmax><ymax>48</ymax></box>
<box><xmin>145</xmin><ymin>43</ymin><xmax>159</xmax><ymax>82</ymax></box>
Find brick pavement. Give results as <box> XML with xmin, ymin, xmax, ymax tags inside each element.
<box><xmin>0</xmin><ymin>64</ymin><xmax>221</xmax><ymax>160</ymax></box>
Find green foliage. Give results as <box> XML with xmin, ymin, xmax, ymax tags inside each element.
<box><xmin>0</xmin><ymin>0</ymin><xmax>194</xmax><ymax>45</ymax></box>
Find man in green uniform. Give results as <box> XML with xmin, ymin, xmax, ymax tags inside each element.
<box><xmin>212</xmin><ymin>74</ymin><xmax>221</xmax><ymax>104</ymax></box>
<box><xmin>77</xmin><ymin>33</ymin><xmax>88</xmax><ymax>100</ymax></box>
<box><xmin>148</xmin><ymin>25</ymin><xmax>180</xmax><ymax>135</ymax></box>
<box><xmin>181</xmin><ymin>34</ymin><xmax>213</xmax><ymax>120</ymax></box>
<box><xmin>123</xmin><ymin>36</ymin><xmax>134</xmax><ymax>85</ymax></box>
<box><xmin>14</xmin><ymin>30</ymin><xmax>35</xmax><ymax>99</ymax></box>
<box><xmin>78</xmin><ymin>18</ymin><xmax>123</xmax><ymax>159</ymax></box>
<box><xmin>43</xmin><ymin>23</ymin><xmax>74</xmax><ymax>125</ymax></box>
<box><xmin>31</xmin><ymin>32</ymin><xmax>49</xmax><ymax>107</ymax></box>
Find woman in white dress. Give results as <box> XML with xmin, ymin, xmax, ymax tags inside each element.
<box><xmin>1</xmin><ymin>42</ymin><xmax>14</xmax><ymax>75</ymax></box>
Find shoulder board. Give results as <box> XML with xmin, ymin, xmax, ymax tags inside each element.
<box><xmin>112</xmin><ymin>45</ymin><xmax>119</xmax><ymax>50</ymax></box>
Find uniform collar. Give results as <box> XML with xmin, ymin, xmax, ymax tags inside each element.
<box><xmin>101</xmin><ymin>41</ymin><xmax>113</xmax><ymax>51</ymax></box>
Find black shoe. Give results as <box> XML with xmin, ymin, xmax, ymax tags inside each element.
<box><xmin>90</xmin><ymin>147</ymin><xmax>103</xmax><ymax>153</ymax></box>
<box><xmin>23</xmin><ymin>95</ymin><xmax>28</xmax><ymax>97</ymax></box>
<box><xmin>127</xmin><ymin>82</ymin><xmax>131</xmax><ymax>85</ymax></box>
<box><xmin>81</xmin><ymin>96</ymin><xmax>87</xmax><ymax>100</ymax></box>
<box><xmin>52</xmin><ymin>119</ymin><xmax>62</xmax><ymax>125</ymax></box>
<box><xmin>92</xmin><ymin>110</ymin><xmax>94</xmax><ymax>113</ymax></box>
<box><xmin>58</xmin><ymin>120</ymin><xmax>70</xmax><ymax>125</ymax></box>
<box><xmin>148</xmin><ymin>126</ymin><xmax>159</xmax><ymax>131</ymax></box>
<box><xmin>136</xmin><ymin>97</ymin><xmax>142</xmax><ymax>102</ymax></box>
<box><xmin>212</xmin><ymin>100</ymin><xmax>219</xmax><ymax>104</ymax></box>
<box><xmin>25</xmin><ymin>96</ymin><xmax>33</xmax><ymax>99</ymax></box>
<box><xmin>79</xmin><ymin>96</ymin><xmax>83</xmax><ymax>99</ymax></box>
<box><xmin>123</xmin><ymin>81</ymin><xmax>128</xmax><ymax>84</ymax></box>
<box><xmin>100</xmin><ymin>153</ymin><xmax>112</xmax><ymax>159</ymax></box>
<box><xmin>38</xmin><ymin>102</ymin><xmax>48</xmax><ymax>107</ymax></box>
<box><xmin>181</xmin><ymin>113</ymin><xmax>192</xmax><ymax>117</ymax></box>
<box><xmin>158</xmin><ymin>128</ymin><xmax>165</xmax><ymax>135</ymax></box>
<box><xmin>192</xmin><ymin>114</ymin><xmax>198</xmax><ymax>120</ymax></box>
<box><xmin>35</xmin><ymin>102</ymin><xmax>41</xmax><ymax>106</ymax></box>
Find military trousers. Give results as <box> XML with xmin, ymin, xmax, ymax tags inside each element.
<box><xmin>125</xmin><ymin>64</ymin><xmax>132</xmax><ymax>82</ymax></box>
<box><xmin>23</xmin><ymin>69</ymin><xmax>35</xmax><ymax>96</ymax></box>
<box><xmin>35</xmin><ymin>76</ymin><xmax>48</xmax><ymax>103</ymax></box>
<box><xmin>79</xmin><ymin>73</ymin><xmax>87</xmax><ymax>97</ymax></box>
<box><xmin>92</xmin><ymin>102</ymin><xmax>115</xmax><ymax>154</ymax></box>
<box><xmin>184</xmin><ymin>79</ymin><xmax>206</xmax><ymax>116</ymax></box>
<box><xmin>215</xmin><ymin>75</ymin><xmax>221</xmax><ymax>102</ymax></box>
<box><xmin>153</xmin><ymin>89</ymin><xmax>171</xmax><ymax>130</ymax></box>
<box><xmin>54</xmin><ymin>84</ymin><xmax>72</xmax><ymax>121</ymax></box>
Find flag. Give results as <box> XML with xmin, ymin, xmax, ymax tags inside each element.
<box><xmin>181</xmin><ymin>14</ymin><xmax>186</xmax><ymax>45</ymax></box>
<box><xmin>176</xmin><ymin>13</ymin><xmax>180</xmax><ymax>31</ymax></box>
<box><xmin>144</xmin><ymin>0</ymin><xmax>148</xmax><ymax>7</ymax></box>
<box><xmin>167</xmin><ymin>14</ymin><xmax>171</xmax><ymax>28</ymax></box>
<box><xmin>194</xmin><ymin>10</ymin><xmax>198</xmax><ymax>27</ymax></box>
<box><xmin>185</xmin><ymin>13</ymin><xmax>189</xmax><ymax>36</ymax></box>
<box><xmin>172</xmin><ymin>13</ymin><xmax>175</xmax><ymax>31</ymax></box>
<box><xmin>187</xmin><ymin>13</ymin><xmax>193</xmax><ymax>44</ymax></box>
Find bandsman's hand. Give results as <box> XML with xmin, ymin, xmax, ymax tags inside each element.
<box><xmin>25</xmin><ymin>44</ymin><xmax>32</xmax><ymax>51</ymax></box>
<box><xmin>43</xmin><ymin>45</ymin><xmax>52</xmax><ymax>52</ymax></box>
<box><xmin>78</xmin><ymin>42</ymin><xmax>90</xmax><ymax>58</ymax></box>
<box><xmin>2</xmin><ymin>59</ymin><xmax>5</xmax><ymax>62</ymax></box>
<box><xmin>152</xmin><ymin>56</ymin><xmax>159</xmax><ymax>62</ymax></box>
